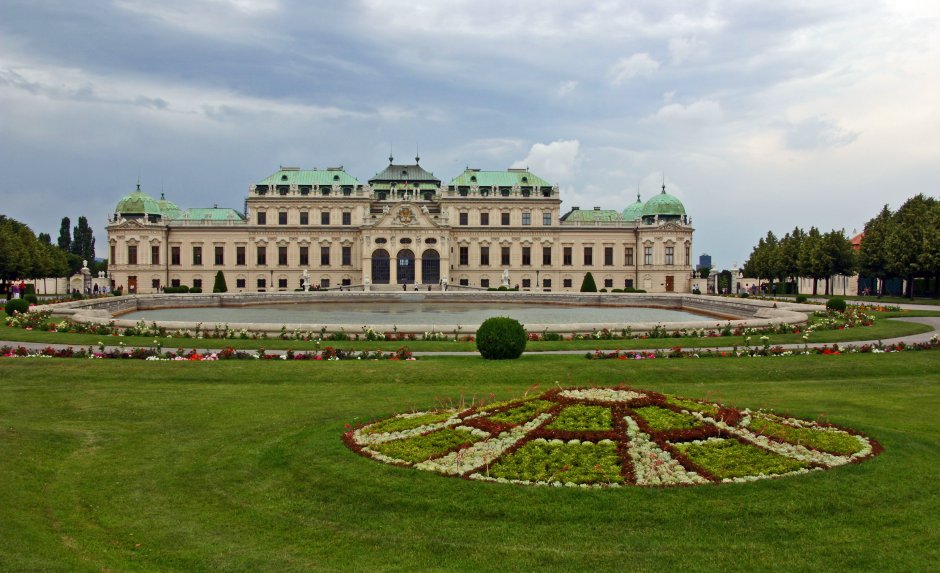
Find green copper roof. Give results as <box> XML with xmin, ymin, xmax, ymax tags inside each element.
<box><xmin>560</xmin><ymin>208</ymin><xmax>622</xmax><ymax>223</ymax></box>
<box><xmin>622</xmin><ymin>195</ymin><xmax>645</xmax><ymax>220</ymax></box>
<box><xmin>257</xmin><ymin>167</ymin><xmax>359</xmax><ymax>186</ymax></box>
<box><xmin>641</xmin><ymin>187</ymin><xmax>686</xmax><ymax>217</ymax></box>
<box><xmin>449</xmin><ymin>169</ymin><xmax>551</xmax><ymax>188</ymax></box>
<box><xmin>115</xmin><ymin>185</ymin><xmax>162</xmax><ymax>216</ymax></box>
<box><xmin>178</xmin><ymin>208</ymin><xmax>246</xmax><ymax>222</ymax></box>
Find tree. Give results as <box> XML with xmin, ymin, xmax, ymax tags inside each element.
<box><xmin>579</xmin><ymin>272</ymin><xmax>597</xmax><ymax>292</ymax></box>
<box><xmin>778</xmin><ymin>227</ymin><xmax>805</xmax><ymax>293</ymax></box>
<box><xmin>858</xmin><ymin>206</ymin><xmax>893</xmax><ymax>296</ymax></box>
<box><xmin>886</xmin><ymin>194</ymin><xmax>937</xmax><ymax>298</ymax></box>
<box><xmin>822</xmin><ymin>229</ymin><xmax>855</xmax><ymax>295</ymax></box>
<box><xmin>698</xmin><ymin>266</ymin><xmax>712</xmax><ymax>279</ymax></box>
<box><xmin>57</xmin><ymin>217</ymin><xmax>71</xmax><ymax>251</ymax></box>
<box><xmin>213</xmin><ymin>271</ymin><xmax>228</xmax><ymax>293</ymax></box>
<box><xmin>71</xmin><ymin>216</ymin><xmax>96</xmax><ymax>265</ymax></box>
<box><xmin>798</xmin><ymin>227</ymin><xmax>829</xmax><ymax>295</ymax></box>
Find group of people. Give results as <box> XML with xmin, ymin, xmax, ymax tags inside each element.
<box><xmin>7</xmin><ymin>280</ymin><xmax>27</xmax><ymax>300</ymax></box>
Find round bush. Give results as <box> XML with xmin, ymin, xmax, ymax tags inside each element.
<box><xmin>475</xmin><ymin>316</ymin><xmax>527</xmax><ymax>360</ymax></box>
<box><xmin>24</xmin><ymin>293</ymin><xmax>38</xmax><ymax>304</ymax></box>
<box><xmin>5</xmin><ymin>298</ymin><xmax>30</xmax><ymax>316</ymax></box>
<box><xmin>795</xmin><ymin>294</ymin><xmax>808</xmax><ymax>303</ymax></box>
<box><xmin>826</xmin><ymin>297</ymin><xmax>847</xmax><ymax>312</ymax></box>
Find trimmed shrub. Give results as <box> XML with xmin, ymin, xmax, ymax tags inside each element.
<box><xmin>795</xmin><ymin>294</ymin><xmax>808</xmax><ymax>303</ymax></box>
<box><xmin>5</xmin><ymin>298</ymin><xmax>30</xmax><ymax>316</ymax></box>
<box><xmin>826</xmin><ymin>297</ymin><xmax>847</xmax><ymax>312</ymax></box>
<box><xmin>189</xmin><ymin>287</ymin><xmax>203</xmax><ymax>294</ymax></box>
<box><xmin>213</xmin><ymin>271</ymin><xmax>228</xmax><ymax>293</ymax></box>
<box><xmin>580</xmin><ymin>272</ymin><xmax>597</xmax><ymax>292</ymax></box>
<box><xmin>599</xmin><ymin>288</ymin><xmax>607</xmax><ymax>293</ymax></box>
<box><xmin>24</xmin><ymin>293</ymin><xmax>38</xmax><ymax>304</ymax></box>
<box><xmin>475</xmin><ymin>316</ymin><xmax>527</xmax><ymax>360</ymax></box>
<box><xmin>740</xmin><ymin>292</ymin><xmax>749</xmax><ymax>298</ymax></box>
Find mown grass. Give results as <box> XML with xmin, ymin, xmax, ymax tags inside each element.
<box><xmin>1</xmin><ymin>352</ymin><xmax>939</xmax><ymax>571</ymax></box>
<box><xmin>2</xmin><ymin>310</ymin><xmax>936</xmax><ymax>353</ymax></box>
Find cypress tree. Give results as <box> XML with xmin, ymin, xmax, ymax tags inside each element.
<box><xmin>579</xmin><ymin>272</ymin><xmax>597</xmax><ymax>292</ymax></box>
<box><xmin>213</xmin><ymin>270</ymin><xmax>228</xmax><ymax>293</ymax></box>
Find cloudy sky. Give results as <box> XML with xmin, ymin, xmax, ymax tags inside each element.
<box><xmin>2</xmin><ymin>0</ymin><xmax>938</xmax><ymax>268</ymax></box>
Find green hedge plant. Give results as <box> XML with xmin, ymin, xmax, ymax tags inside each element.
<box><xmin>475</xmin><ymin>316</ymin><xmax>527</xmax><ymax>360</ymax></box>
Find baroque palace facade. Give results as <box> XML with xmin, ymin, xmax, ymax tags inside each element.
<box><xmin>106</xmin><ymin>158</ymin><xmax>694</xmax><ymax>294</ymax></box>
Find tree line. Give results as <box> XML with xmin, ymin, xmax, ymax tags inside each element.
<box><xmin>0</xmin><ymin>214</ymin><xmax>99</xmax><ymax>289</ymax></box>
<box><xmin>742</xmin><ymin>194</ymin><xmax>940</xmax><ymax>297</ymax></box>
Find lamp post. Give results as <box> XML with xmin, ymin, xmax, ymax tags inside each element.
<box><xmin>536</xmin><ymin>269</ymin><xmax>540</xmax><ymax>292</ymax></box>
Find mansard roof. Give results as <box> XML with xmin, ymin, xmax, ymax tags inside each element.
<box><xmin>257</xmin><ymin>166</ymin><xmax>359</xmax><ymax>187</ymax></box>
<box><xmin>369</xmin><ymin>163</ymin><xmax>440</xmax><ymax>185</ymax></box>
<box><xmin>449</xmin><ymin>168</ymin><xmax>552</xmax><ymax>188</ymax></box>
<box><xmin>560</xmin><ymin>207</ymin><xmax>623</xmax><ymax>223</ymax></box>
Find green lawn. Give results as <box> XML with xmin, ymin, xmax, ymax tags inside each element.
<box><xmin>1</xmin><ymin>353</ymin><xmax>939</xmax><ymax>571</ymax></box>
<box><xmin>2</xmin><ymin>310</ymin><xmax>936</xmax><ymax>353</ymax></box>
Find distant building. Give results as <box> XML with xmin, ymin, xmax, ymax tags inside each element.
<box><xmin>697</xmin><ymin>254</ymin><xmax>712</xmax><ymax>270</ymax></box>
<box><xmin>107</xmin><ymin>159</ymin><xmax>695</xmax><ymax>294</ymax></box>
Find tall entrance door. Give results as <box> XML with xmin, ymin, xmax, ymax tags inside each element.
<box><xmin>128</xmin><ymin>276</ymin><xmax>138</xmax><ymax>294</ymax></box>
<box><xmin>421</xmin><ymin>250</ymin><xmax>440</xmax><ymax>284</ymax></box>
<box><xmin>396</xmin><ymin>249</ymin><xmax>415</xmax><ymax>284</ymax></box>
<box><xmin>665</xmin><ymin>276</ymin><xmax>674</xmax><ymax>292</ymax></box>
<box><xmin>371</xmin><ymin>249</ymin><xmax>390</xmax><ymax>284</ymax></box>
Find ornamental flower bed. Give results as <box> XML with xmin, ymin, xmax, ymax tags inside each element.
<box><xmin>0</xmin><ymin>344</ymin><xmax>414</xmax><ymax>361</ymax></box>
<box><xmin>586</xmin><ymin>335</ymin><xmax>940</xmax><ymax>360</ymax></box>
<box><xmin>344</xmin><ymin>385</ymin><xmax>881</xmax><ymax>488</ymax></box>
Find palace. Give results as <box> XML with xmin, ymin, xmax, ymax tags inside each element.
<box><xmin>106</xmin><ymin>157</ymin><xmax>694</xmax><ymax>293</ymax></box>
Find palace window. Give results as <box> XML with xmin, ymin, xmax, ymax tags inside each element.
<box><xmin>278</xmin><ymin>212</ymin><xmax>287</xmax><ymax>225</ymax></box>
<box><xmin>501</xmin><ymin>246</ymin><xmax>511</xmax><ymax>265</ymax></box>
<box><xmin>522</xmin><ymin>246</ymin><xmax>531</xmax><ymax>266</ymax></box>
<box><xmin>459</xmin><ymin>246</ymin><xmax>469</xmax><ymax>265</ymax></box>
<box><xmin>522</xmin><ymin>278</ymin><xmax>531</xmax><ymax>288</ymax></box>
<box><xmin>236</xmin><ymin>278</ymin><xmax>246</xmax><ymax>289</ymax></box>
<box><xmin>236</xmin><ymin>246</ymin><xmax>246</xmax><ymax>266</ymax></box>
<box><xmin>257</xmin><ymin>211</ymin><xmax>266</xmax><ymax>225</ymax></box>
<box><xmin>257</xmin><ymin>277</ymin><xmax>266</xmax><ymax>290</ymax></box>
<box><xmin>604</xmin><ymin>246</ymin><xmax>613</xmax><ymax>266</ymax></box>
<box><xmin>563</xmin><ymin>278</ymin><xmax>572</xmax><ymax>288</ymax></box>
<box><xmin>193</xmin><ymin>279</ymin><xmax>202</xmax><ymax>289</ymax></box>
<box><xmin>644</xmin><ymin>246</ymin><xmax>653</xmax><ymax>265</ymax></box>
<box><xmin>171</xmin><ymin>246</ymin><xmax>181</xmax><ymax>265</ymax></box>
<box><xmin>342</xmin><ymin>212</ymin><xmax>352</xmax><ymax>225</ymax></box>
<box><xmin>278</xmin><ymin>246</ymin><xmax>288</xmax><ymax>266</ymax></box>
<box><xmin>299</xmin><ymin>246</ymin><xmax>308</xmax><ymax>266</ymax></box>
<box><xmin>342</xmin><ymin>246</ymin><xmax>351</xmax><ymax>266</ymax></box>
<box><xmin>604</xmin><ymin>278</ymin><xmax>613</xmax><ymax>288</ymax></box>
<box><xmin>481</xmin><ymin>278</ymin><xmax>490</xmax><ymax>288</ymax></box>
<box><xmin>480</xmin><ymin>246</ymin><xmax>490</xmax><ymax>266</ymax></box>
<box><xmin>665</xmin><ymin>246</ymin><xmax>674</xmax><ymax>266</ymax></box>
<box><xmin>459</xmin><ymin>212</ymin><xmax>468</xmax><ymax>226</ymax></box>
<box><xmin>563</xmin><ymin>247</ymin><xmax>572</xmax><ymax>266</ymax></box>
<box><xmin>127</xmin><ymin>245</ymin><xmax>137</xmax><ymax>265</ymax></box>
<box><xmin>321</xmin><ymin>211</ymin><xmax>330</xmax><ymax>225</ymax></box>
<box><xmin>215</xmin><ymin>246</ymin><xmax>224</xmax><ymax>265</ymax></box>
<box><xmin>278</xmin><ymin>278</ymin><xmax>288</xmax><ymax>289</ymax></box>
<box><xmin>320</xmin><ymin>246</ymin><xmax>330</xmax><ymax>266</ymax></box>
<box><xmin>256</xmin><ymin>246</ymin><xmax>267</xmax><ymax>266</ymax></box>
<box><xmin>192</xmin><ymin>246</ymin><xmax>202</xmax><ymax>266</ymax></box>
<box><xmin>522</xmin><ymin>212</ymin><xmax>531</xmax><ymax>226</ymax></box>
<box><xmin>300</xmin><ymin>211</ymin><xmax>309</xmax><ymax>225</ymax></box>
<box><xmin>151</xmin><ymin>245</ymin><xmax>159</xmax><ymax>265</ymax></box>
<box><xmin>583</xmin><ymin>246</ymin><xmax>593</xmax><ymax>266</ymax></box>
<box><xmin>543</xmin><ymin>212</ymin><xmax>552</xmax><ymax>225</ymax></box>
<box><xmin>543</xmin><ymin>246</ymin><xmax>552</xmax><ymax>266</ymax></box>
<box><xmin>625</xmin><ymin>247</ymin><xmax>634</xmax><ymax>266</ymax></box>
<box><xmin>501</xmin><ymin>212</ymin><xmax>510</xmax><ymax>225</ymax></box>
<box><xmin>543</xmin><ymin>278</ymin><xmax>551</xmax><ymax>289</ymax></box>
<box><xmin>480</xmin><ymin>212</ymin><xmax>489</xmax><ymax>226</ymax></box>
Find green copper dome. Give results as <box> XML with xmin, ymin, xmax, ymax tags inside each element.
<box><xmin>115</xmin><ymin>184</ymin><xmax>162</xmax><ymax>217</ymax></box>
<box><xmin>157</xmin><ymin>193</ymin><xmax>182</xmax><ymax>220</ymax></box>
<box><xmin>622</xmin><ymin>194</ymin><xmax>645</xmax><ymax>221</ymax></box>
<box><xmin>641</xmin><ymin>186</ymin><xmax>686</xmax><ymax>218</ymax></box>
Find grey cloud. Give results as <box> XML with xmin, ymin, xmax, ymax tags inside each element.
<box><xmin>784</xmin><ymin>117</ymin><xmax>859</xmax><ymax>150</ymax></box>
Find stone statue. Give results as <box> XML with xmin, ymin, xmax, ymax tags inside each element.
<box><xmin>501</xmin><ymin>268</ymin><xmax>510</xmax><ymax>287</ymax></box>
<box><xmin>301</xmin><ymin>269</ymin><xmax>311</xmax><ymax>292</ymax></box>
<box><xmin>363</xmin><ymin>275</ymin><xmax>371</xmax><ymax>292</ymax></box>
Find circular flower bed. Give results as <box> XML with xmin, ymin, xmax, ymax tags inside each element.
<box><xmin>344</xmin><ymin>386</ymin><xmax>880</xmax><ymax>488</ymax></box>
